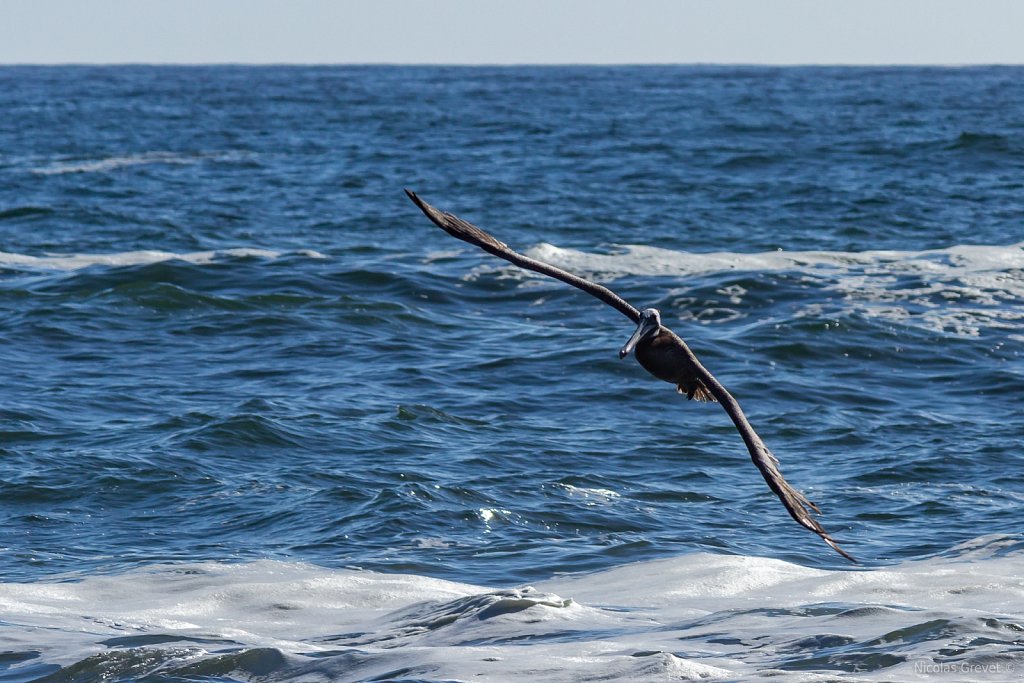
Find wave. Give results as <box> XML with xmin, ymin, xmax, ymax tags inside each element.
<box><xmin>30</xmin><ymin>150</ymin><xmax>254</xmax><ymax>175</ymax></box>
<box><xmin>523</xmin><ymin>241</ymin><xmax>1024</xmax><ymax>280</ymax></box>
<box><xmin>3</xmin><ymin>535</ymin><xmax>1022</xmax><ymax>681</ymax></box>
<box><xmin>946</xmin><ymin>131</ymin><xmax>1017</xmax><ymax>154</ymax></box>
<box><xmin>32</xmin><ymin>151</ymin><xmax>199</xmax><ymax>175</ymax></box>
<box><xmin>0</xmin><ymin>247</ymin><xmax>327</xmax><ymax>272</ymax></box>
<box><xmin>483</xmin><ymin>241</ymin><xmax>1024</xmax><ymax>337</ymax></box>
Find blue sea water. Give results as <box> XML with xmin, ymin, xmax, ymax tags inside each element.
<box><xmin>1</xmin><ymin>65</ymin><xmax>1023</xmax><ymax>681</ymax></box>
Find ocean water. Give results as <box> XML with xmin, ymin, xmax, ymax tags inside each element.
<box><xmin>0</xmin><ymin>65</ymin><xmax>1022</xmax><ymax>681</ymax></box>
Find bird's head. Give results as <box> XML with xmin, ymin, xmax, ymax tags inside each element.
<box><xmin>619</xmin><ymin>308</ymin><xmax>662</xmax><ymax>359</ymax></box>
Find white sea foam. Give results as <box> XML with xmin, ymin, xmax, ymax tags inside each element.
<box><xmin>30</xmin><ymin>150</ymin><xmax>254</xmax><ymax>175</ymax></box>
<box><xmin>0</xmin><ymin>248</ymin><xmax>327</xmax><ymax>271</ymax></box>
<box><xmin>32</xmin><ymin>152</ymin><xmax>198</xmax><ymax>175</ymax></box>
<box><xmin>3</xmin><ymin>535</ymin><xmax>1022</xmax><ymax>681</ymax></box>
<box><xmin>555</xmin><ymin>483</ymin><xmax>622</xmax><ymax>504</ymax></box>
<box><xmin>484</xmin><ymin>241</ymin><xmax>1024</xmax><ymax>337</ymax></box>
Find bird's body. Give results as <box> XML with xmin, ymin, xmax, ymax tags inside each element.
<box><xmin>634</xmin><ymin>327</ymin><xmax>716</xmax><ymax>402</ymax></box>
<box><xmin>406</xmin><ymin>189</ymin><xmax>855</xmax><ymax>563</ymax></box>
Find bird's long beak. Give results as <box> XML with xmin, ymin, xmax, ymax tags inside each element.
<box><xmin>619</xmin><ymin>316</ymin><xmax>659</xmax><ymax>359</ymax></box>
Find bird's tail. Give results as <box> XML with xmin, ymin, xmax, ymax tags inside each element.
<box><xmin>678</xmin><ymin>381</ymin><xmax>717</xmax><ymax>402</ymax></box>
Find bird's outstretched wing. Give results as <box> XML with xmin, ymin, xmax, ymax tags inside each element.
<box><xmin>406</xmin><ymin>189</ymin><xmax>855</xmax><ymax>563</ymax></box>
<box><xmin>406</xmin><ymin>190</ymin><xmax>640</xmax><ymax>324</ymax></box>
<box><xmin>688</xmin><ymin>358</ymin><xmax>856</xmax><ymax>562</ymax></box>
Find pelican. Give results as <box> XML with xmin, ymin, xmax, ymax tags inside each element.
<box><xmin>406</xmin><ymin>190</ymin><xmax>854</xmax><ymax>563</ymax></box>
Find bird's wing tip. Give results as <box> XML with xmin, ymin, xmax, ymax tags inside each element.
<box><xmin>405</xmin><ymin>191</ymin><xmax>508</xmax><ymax>252</ymax></box>
<box><xmin>404</xmin><ymin>188</ymin><xmax>424</xmax><ymax>206</ymax></box>
<box><xmin>404</xmin><ymin>189</ymin><xmax>447</xmax><ymax>228</ymax></box>
<box><xmin>824</xmin><ymin>536</ymin><xmax>858</xmax><ymax>564</ymax></box>
<box><xmin>802</xmin><ymin>504</ymin><xmax>857</xmax><ymax>563</ymax></box>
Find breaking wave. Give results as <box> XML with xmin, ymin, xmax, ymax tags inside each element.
<box><xmin>0</xmin><ymin>248</ymin><xmax>327</xmax><ymax>271</ymax></box>
<box><xmin>2</xmin><ymin>535</ymin><xmax>1021</xmax><ymax>681</ymax></box>
<box><xmin>490</xmin><ymin>241</ymin><xmax>1024</xmax><ymax>337</ymax></box>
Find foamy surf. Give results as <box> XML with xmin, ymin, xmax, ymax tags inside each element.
<box><xmin>525</xmin><ymin>241</ymin><xmax>1024</xmax><ymax>280</ymax></box>
<box><xmin>0</xmin><ymin>248</ymin><xmax>327</xmax><ymax>271</ymax></box>
<box><xmin>475</xmin><ymin>241</ymin><xmax>1024</xmax><ymax>337</ymax></box>
<box><xmin>2</xmin><ymin>535</ymin><xmax>1021</xmax><ymax>681</ymax></box>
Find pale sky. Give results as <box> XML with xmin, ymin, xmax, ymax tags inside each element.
<box><xmin>2</xmin><ymin>0</ymin><xmax>1023</xmax><ymax>65</ymax></box>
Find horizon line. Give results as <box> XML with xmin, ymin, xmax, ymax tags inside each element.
<box><xmin>3</xmin><ymin>61</ymin><xmax>1024</xmax><ymax>68</ymax></box>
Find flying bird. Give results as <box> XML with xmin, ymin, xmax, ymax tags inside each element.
<box><xmin>406</xmin><ymin>189</ymin><xmax>854</xmax><ymax>563</ymax></box>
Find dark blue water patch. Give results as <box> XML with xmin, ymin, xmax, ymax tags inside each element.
<box><xmin>0</xmin><ymin>657</ymin><xmax>60</xmax><ymax>683</ymax></box>
<box><xmin>19</xmin><ymin>647</ymin><xmax>286</xmax><ymax>683</ymax></box>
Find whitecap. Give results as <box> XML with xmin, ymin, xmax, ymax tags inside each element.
<box><xmin>472</xmin><ymin>241</ymin><xmax>1024</xmax><ymax>336</ymax></box>
<box><xmin>4</xmin><ymin>536</ymin><xmax>1023</xmax><ymax>681</ymax></box>
<box><xmin>0</xmin><ymin>248</ymin><xmax>326</xmax><ymax>272</ymax></box>
<box><xmin>555</xmin><ymin>483</ymin><xmax>622</xmax><ymax>505</ymax></box>
<box><xmin>32</xmin><ymin>151</ymin><xmax>198</xmax><ymax>175</ymax></box>
<box><xmin>523</xmin><ymin>241</ymin><xmax>1024</xmax><ymax>281</ymax></box>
